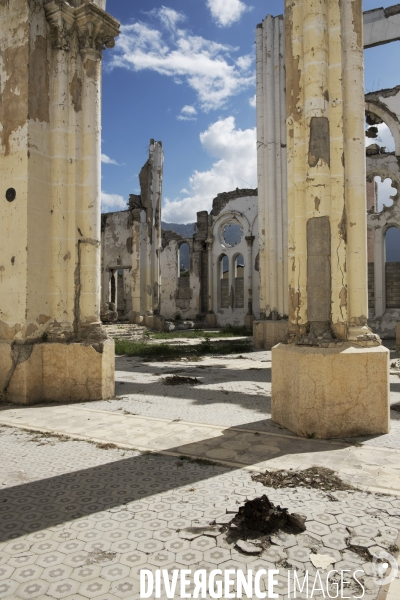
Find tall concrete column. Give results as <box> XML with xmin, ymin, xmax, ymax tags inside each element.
<box><xmin>271</xmin><ymin>0</ymin><xmax>389</xmax><ymax>439</ymax></box>
<box><xmin>0</xmin><ymin>0</ymin><xmax>119</xmax><ymax>404</ymax></box>
<box><xmin>253</xmin><ymin>14</ymin><xmax>289</xmax><ymax>349</ymax></box>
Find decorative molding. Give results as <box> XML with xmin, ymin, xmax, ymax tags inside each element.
<box><xmin>44</xmin><ymin>0</ymin><xmax>119</xmax><ymax>55</ymax></box>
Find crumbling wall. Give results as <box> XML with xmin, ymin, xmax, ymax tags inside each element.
<box><xmin>159</xmin><ymin>232</ymin><xmax>200</xmax><ymax>320</ymax></box>
<box><xmin>366</xmin><ymin>86</ymin><xmax>400</xmax><ymax>337</ymax></box>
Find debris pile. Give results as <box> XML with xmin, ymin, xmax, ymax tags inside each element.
<box><xmin>230</xmin><ymin>495</ymin><xmax>306</xmax><ymax>536</ymax></box>
<box><xmin>162</xmin><ymin>375</ymin><xmax>199</xmax><ymax>386</ymax></box>
<box><xmin>252</xmin><ymin>467</ymin><xmax>356</xmax><ymax>492</ymax></box>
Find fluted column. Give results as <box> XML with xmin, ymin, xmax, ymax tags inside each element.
<box><xmin>256</xmin><ymin>15</ymin><xmax>288</xmax><ymax>320</ymax></box>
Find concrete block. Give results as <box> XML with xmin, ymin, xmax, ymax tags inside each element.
<box><xmin>271</xmin><ymin>343</ymin><xmax>390</xmax><ymax>439</ymax></box>
<box><xmin>253</xmin><ymin>320</ymin><xmax>288</xmax><ymax>349</ymax></box>
<box><xmin>1</xmin><ymin>339</ymin><xmax>115</xmax><ymax>405</ymax></box>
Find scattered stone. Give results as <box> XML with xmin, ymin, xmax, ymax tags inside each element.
<box><xmin>236</xmin><ymin>539</ymin><xmax>262</xmax><ymax>554</ymax></box>
<box><xmin>252</xmin><ymin>467</ymin><xmax>356</xmax><ymax>492</ymax></box>
<box><xmin>162</xmin><ymin>375</ymin><xmax>199</xmax><ymax>386</ymax></box>
<box><xmin>310</xmin><ymin>553</ymin><xmax>334</xmax><ymax>570</ymax></box>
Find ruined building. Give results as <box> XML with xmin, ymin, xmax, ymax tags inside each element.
<box><xmin>0</xmin><ymin>0</ymin><xmax>119</xmax><ymax>404</ymax></box>
<box><xmin>255</xmin><ymin>3</ymin><xmax>400</xmax><ymax>348</ymax></box>
<box><xmin>101</xmin><ymin>140</ymin><xmax>164</xmax><ymax>330</ymax></box>
<box><xmin>160</xmin><ymin>189</ymin><xmax>259</xmax><ymax>327</ymax></box>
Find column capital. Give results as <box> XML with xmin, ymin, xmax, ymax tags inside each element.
<box><xmin>44</xmin><ymin>0</ymin><xmax>119</xmax><ymax>55</ymax></box>
<box><xmin>245</xmin><ymin>235</ymin><xmax>255</xmax><ymax>246</ymax></box>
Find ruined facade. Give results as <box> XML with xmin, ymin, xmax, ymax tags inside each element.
<box><xmin>255</xmin><ymin>4</ymin><xmax>400</xmax><ymax>347</ymax></box>
<box><xmin>160</xmin><ymin>190</ymin><xmax>260</xmax><ymax>328</ymax></box>
<box><xmin>101</xmin><ymin>141</ymin><xmax>164</xmax><ymax>330</ymax></box>
<box><xmin>0</xmin><ymin>0</ymin><xmax>119</xmax><ymax>404</ymax></box>
<box><xmin>365</xmin><ymin>86</ymin><xmax>400</xmax><ymax>338</ymax></box>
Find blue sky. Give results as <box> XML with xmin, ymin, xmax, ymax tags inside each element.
<box><xmin>101</xmin><ymin>0</ymin><xmax>399</xmax><ymax>223</ymax></box>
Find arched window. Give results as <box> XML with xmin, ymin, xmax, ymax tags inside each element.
<box><xmin>222</xmin><ymin>221</ymin><xmax>244</xmax><ymax>247</ymax></box>
<box><xmin>365</xmin><ymin>113</ymin><xmax>395</xmax><ymax>153</ymax></box>
<box><xmin>385</xmin><ymin>227</ymin><xmax>400</xmax><ymax>308</ymax></box>
<box><xmin>179</xmin><ymin>243</ymin><xmax>190</xmax><ymax>277</ymax></box>
<box><xmin>367</xmin><ymin>227</ymin><xmax>375</xmax><ymax>311</ymax></box>
<box><xmin>234</xmin><ymin>254</ymin><xmax>244</xmax><ymax>308</ymax></box>
<box><xmin>220</xmin><ymin>255</ymin><xmax>230</xmax><ymax>308</ymax></box>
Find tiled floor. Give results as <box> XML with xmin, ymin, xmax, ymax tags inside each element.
<box><xmin>1</xmin><ymin>350</ymin><xmax>400</xmax><ymax>598</ymax></box>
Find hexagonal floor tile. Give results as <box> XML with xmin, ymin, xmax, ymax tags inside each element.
<box><xmin>78</xmin><ymin>578</ymin><xmax>111</xmax><ymax>598</ymax></box>
<box><xmin>164</xmin><ymin>539</ymin><xmax>190</xmax><ymax>553</ymax></box>
<box><xmin>13</xmin><ymin>564</ymin><xmax>44</xmax><ymax>584</ymax></box>
<box><xmin>336</xmin><ymin>514</ymin><xmax>361</xmax><ymax>527</ymax></box>
<box><xmin>313</xmin><ymin>513</ymin><xmax>337</xmax><ymax>526</ymax></box>
<box><xmin>42</xmin><ymin>564</ymin><xmax>73</xmax><ymax>584</ymax></box>
<box><xmin>321</xmin><ymin>533</ymin><xmax>348</xmax><ymax>551</ymax></box>
<box><xmin>305</xmin><ymin>520</ymin><xmax>331</xmax><ymax>537</ymax></box>
<box><xmin>203</xmin><ymin>548</ymin><xmax>230</xmax><ymax>565</ymax></box>
<box><xmin>147</xmin><ymin>550</ymin><xmax>176</xmax><ymax>568</ymax></box>
<box><xmin>110</xmin><ymin>577</ymin><xmax>140</xmax><ymax>598</ymax></box>
<box><xmin>190</xmin><ymin>536</ymin><xmax>216</xmax><ymax>552</ymax></box>
<box><xmin>287</xmin><ymin>545</ymin><xmax>311</xmax><ymax>563</ymax></box>
<box><xmin>14</xmin><ymin>578</ymin><xmax>48</xmax><ymax>599</ymax></box>
<box><xmin>71</xmin><ymin>565</ymin><xmax>102</xmax><ymax>584</ymax></box>
<box><xmin>47</xmin><ymin>578</ymin><xmax>80</xmax><ymax>599</ymax></box>
<box><xmin>36</xmin><ymin>551</ymin><xmax>65</xmax><ymax>569</ymax></box>
<box><xmin>100</xmin><ymin>564</ymin><xmax>130</xmax><ymax>582</ymax></box>
<box><xmin>175</xmin><ymin>549</ymin><xmax>204</xmax><ymax>566</ymax></box>
<box><xmin>137</xmin><ymin>539</ymin><xmax>164</xmax><ymax>554</ymax></box>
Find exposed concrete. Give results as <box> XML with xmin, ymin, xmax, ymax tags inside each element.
<box><xmin>363</xmin><ymin>4</ymin><xmax>400</xmax><ymax>48</ymax></box>
<box><xmin>272</xmin><ymin>343</ymin><xmax>390</xmax><ymax>439</ymax></box>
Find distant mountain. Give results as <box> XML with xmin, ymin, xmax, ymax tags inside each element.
<box><xmin>161</xmin><ymin>222</ymin><xmax>195</xmax><ymax>238</ymax></box>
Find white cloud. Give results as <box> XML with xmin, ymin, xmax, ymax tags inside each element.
<box><xmin>162</xmin><ymin>116</ymin><xmax>256</xmax><ymax>223</ymax></box>
<box><xmin>249</xmin><ymin>94</ymin><xmax>256</xmax><ymax>107</ymax></box>
<box><xmin>101</xmin><ymin>153</ymin><xmax>121</xmax><ymax>165</ymax></box>
<box><xmin>109</xmin><ymin>9</ymin><xmax>254</xmax><ymax>111</ymax></box>
<box><xmin>101</xmin><ymin>191</ymin><xmax>127</xmax><ymax>213</ymax></box>
<box><xmin>207</xmin><ymin>0</ymin><xmax>251</xmax><ymax>27</ymax></box>
<box><xmin>365</xmin><ymin>122</ymin><xmax>395</xmax><ymax>152</ymax></box>
<box><xmin>177</xmin><ymin>105</ymin><xmax>198</xmax><ymax>121</ymax></box>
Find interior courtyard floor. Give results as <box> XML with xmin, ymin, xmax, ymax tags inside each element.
<box><xmin>1</xmin><ymin>345</ymin><xmax>400</xmax><ymax>599</ymax></box>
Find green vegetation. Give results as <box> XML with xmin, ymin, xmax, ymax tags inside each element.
<box><xmin>146</xmin><ymin>325</ymin><xmax>253</xmax><ymax>340</ymax></box>
<box><xmin>114</xmin><ymin>337</ymin><xmax>252</xmax><ymax>360</ymax></box>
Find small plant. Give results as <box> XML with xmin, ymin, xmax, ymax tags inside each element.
<box><xmin>41</xmin><ymin>332</ymin><xmax>48</xmax><ymax>342</ymax></box>
<box><xmin>174</xmin><ymin>313</ymin><xmax>182</xmax><ymax>321</ymax></box>
<box><xmin>388</xmin><ymin>544</ymin><xmax>399</xmax><ymax>554</ymax></box>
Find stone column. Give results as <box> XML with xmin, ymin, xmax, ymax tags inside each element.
<box><xmin>244</xmin><ymin>236</ymin><xmax>255</xmax><ymax>329</ymax></box>
<box><xmin>0</xmin><ymin>0</ymin><xmax>119</xmax><ymax>405</ymax></box>
<box><xmin>253</xmin><ymin>14</ymin><xmax>289</xmax><ymax>349</ymax></box>
<box><xmin>205</xmin><ymin>237</ymin><xmax>217</xmax><ymax>327</ymax></box>
<box><xmin>271</xmin><ymin>0</ymin><xmax>389</xmax><ymax>439</ymax></box>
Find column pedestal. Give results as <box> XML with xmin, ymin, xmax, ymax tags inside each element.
<box><xmin>0</xmin><ymin>339</ymin><xmax>114</xmax><ymax>405</ymax></box>
<box><xmin>253</xmin><ymin>320</ymin><xmax>288</xmax><ymax>349</ymax></box>
<box><xmin>272</xmin><ymin>343</ymin><xmax>390</xmax><ymax>439</ymax></box>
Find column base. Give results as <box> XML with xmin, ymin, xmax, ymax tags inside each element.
<box><xmin>0</xmin><ymin>339</ymin><xmax>115</xmax><ymax>405</ymax></box>
<box><xmin>244</xmin><ymin>314</ymin><xmax>255</xmax><ymax>329</ymax></box>
<box><xmin>205</xmin><ymin>313</ymin><xmax>218</xmax><ymax>328</ymax></box>
<box><xmin>253</xmin><ymin>320</ymin><xmax>288</xmax><ymax>349</ymax></box>
<box><xmin>272</xmin><ymin>343</ymin><xmax>390</xmax><ymax>439</ymax></box>
<box><xmin>143</xmin><ymin>315</ymin><xmax>165</xmax><ymax>332</ymax></box>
